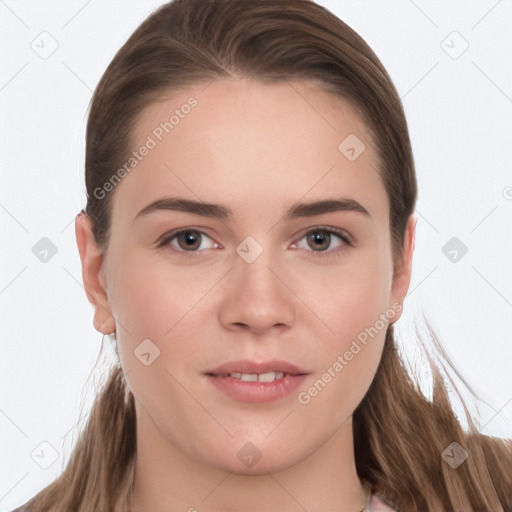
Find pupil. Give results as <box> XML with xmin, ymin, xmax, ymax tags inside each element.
<box><xmin>309</xmin><ymin>231</ymin><xmax>330</xmax><ymax>251</ymax></box>
<box><xmin>181</xmin><ymin>231</ymin><xmax>200</xmax><ymax>249</ymax></box>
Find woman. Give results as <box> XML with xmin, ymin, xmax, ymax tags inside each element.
<box><xmin>12</xmin><ymin>0</ymin><xmax>512</xmax><ymax>510</ymax></box>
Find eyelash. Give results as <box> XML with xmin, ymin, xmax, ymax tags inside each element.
<box><xmin>157</xmin><ymin>226</ymin><xmax>353</xmax><ymax>259</ymax></box>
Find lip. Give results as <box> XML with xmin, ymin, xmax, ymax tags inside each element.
<box><xmin>204</xmin><ymin>359</ymin><xmax>310</xmax><ymax>403</ymax></box>
<box><xmin>205</xmin><ymin>359</ymin><xmax>309</xmax><ymax>376</ymax></box>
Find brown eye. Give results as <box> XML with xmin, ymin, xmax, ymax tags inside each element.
<box><xmin>176</xmin><ymin>230</ymin><xmax>202</xmax><ymax>251</ymax></box>
<box><xmin>290</xmin><ymin>227</ymin><xmax>352</xmax><ymax>258</ymax></box>
<box><xmin>158</xmin><ymin>228</ymin><xmax>220</xmax><ymax>254</ymax></box>
<box><xmin>306</xmin><ymin>231</ymin><xmax>332</xmax><ymax>251</ymax></box>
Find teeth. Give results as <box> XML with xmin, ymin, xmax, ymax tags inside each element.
<box><xmin>258</xmin><ymin>371</ymin><xmax>285</xmax><ymax>382</ymax></box>
<box><xmin>228</xmin><ymin>371</ymin><xmax>286</xmax><ymax>382</ymax></box>
<box><xmin>241</xmin><ymin>373</ymin><xmax>258</xmax><ymax>382</ymax></box>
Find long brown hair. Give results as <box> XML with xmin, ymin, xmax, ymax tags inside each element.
<box><xmin>14</xmin><ymin>1</ymin><xmax>511</xmax><ymax>510</ymax></box>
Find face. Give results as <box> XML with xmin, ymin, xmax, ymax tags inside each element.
<box><xmin>76</xmin><ymin>77</ymin><xmax>414</xmax><ymax>474</ymax></box>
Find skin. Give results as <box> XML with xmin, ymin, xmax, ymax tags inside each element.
<box><xmin>75</xmin><ymin>77</ymin><xmax>415</xmax><ymax>512</ymax></box>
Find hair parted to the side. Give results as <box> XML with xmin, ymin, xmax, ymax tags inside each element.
<box><xmin>14</xmin><ymin>0</ymin><xmax>511</xmax><ymax>511</ymax></box>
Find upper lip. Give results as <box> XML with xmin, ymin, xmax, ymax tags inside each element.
<box><xmin>205</xmin><ymin>359</ymin><xmax>309</xmax><ymax>376</ymax></box>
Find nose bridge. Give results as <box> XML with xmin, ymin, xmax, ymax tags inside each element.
<box><xmin>217</xmin><ymin>236</ymin><xmax>296</xmax><ymax>333</ymax></box>
<box><xmin>237</xmin><ymin>248</ymin><xmax>277</xmax><ymax>293</ymax></box>
<box><xmin>235</xmin><ymin>239</ymin><xmax>285</xmax><ymax>303</ymax></box>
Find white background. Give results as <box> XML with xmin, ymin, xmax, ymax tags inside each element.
<box><xmin>1</xmin><ymin>1</ymin><xmax>511</xmax><ymax>509</ymax></box>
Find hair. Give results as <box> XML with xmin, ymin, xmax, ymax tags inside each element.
<box><xmin>14</xmin><ymin>1</ymin><xmax>511</xmax><ymax>511</ymax></box>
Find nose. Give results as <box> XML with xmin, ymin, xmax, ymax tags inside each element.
<box><xmin>217</xmin><ymin>249</ymin><xmax>296</xmax><ymax>335</ymax></box>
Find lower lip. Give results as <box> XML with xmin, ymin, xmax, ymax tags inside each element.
<box><xmin>205</xmin><ymin>374</ymin><xmax>308</xmax><ymax>403</ymax></box>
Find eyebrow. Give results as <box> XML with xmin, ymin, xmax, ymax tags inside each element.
<box><xmin>134</xmin><ymin>196</ymin><xmax>371</xmax><ymax>222</ymax></box>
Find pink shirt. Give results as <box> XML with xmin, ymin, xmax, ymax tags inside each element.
<box><xmin>364</xmin><ymin>492</ymin><xmax>397</xmax><ymax>511</ymax></box>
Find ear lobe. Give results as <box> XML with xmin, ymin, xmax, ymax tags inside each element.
<box><xmin>75</xmin><ymin>213</ymin><xmax>115</xmax><ymax>334</ymax></box>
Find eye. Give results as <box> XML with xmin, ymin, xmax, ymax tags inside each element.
<box><xmin>157</xmin><ymin>228</ymin><xmax>221</xmax><ymax>254</ymax></box>
<box><xmin>157</xmin><ymin>226</ymin><xmax>352</xmax><ymax>258</ymax></box>
<box><xmin>290</xmin><ymin>227</ymin><xmax>352</xmax><ymax>256</ymax></box>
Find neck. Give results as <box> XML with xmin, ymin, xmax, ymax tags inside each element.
<box><xmin>128</xmin><ymin>403</ymin><xmax>368</xmax><ymax>512</ymax></box>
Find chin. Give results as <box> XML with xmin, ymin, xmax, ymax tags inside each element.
<box><xmin>215</xmin><ymin>453</ymin><xmax>296</xmax><ymax>476</ymax></box>
<box><xmin>196</xmin><ymin>435</ymin><xmax>309</xmax><ymax>476</ymax></box>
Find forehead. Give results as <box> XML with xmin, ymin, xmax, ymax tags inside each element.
<box><xmin>111</xmin><ymin>78</ymin><xmax>387</xmax><ymax>226</ymax></box>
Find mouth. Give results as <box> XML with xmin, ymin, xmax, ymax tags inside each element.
<box><xmin>204</xmin><ymin>359</ymin><xmax>310</xmax><ymax>403</ymax></box>
<box><xmin>209</xmin><ymin>371</ymin><xmax>292</xmax><ymax>382</ymax></box>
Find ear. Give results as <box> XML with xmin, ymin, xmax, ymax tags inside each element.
<box><xmin>75</xmin><ymin>212</ymin><xmax>116</xmax><ymax>334</ymax></box>
<box><xmin>389</xmin><ymin>213</ymin><xmax>417</xmax><ymax>322</ymax></box>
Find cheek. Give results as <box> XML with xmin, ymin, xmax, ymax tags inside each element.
<box><xmin>295</xmin><ymin>266</ymin><xmax>390</xmax><ymax>423</ymax></box>
<box><xmin>291</xmin><ymin>249</ymin><xmax>392</xmax><ymax>414</ymax></box>
<box><xmin>107</xmin><ymin>253</ymin><xmax>207</xmax><ymax>426</ymax></box>
<box><xmin>107</xmin><ymin>250</ymin><xmax>234</xmax><ymax>397</ymax></box>
<box><xmin>108</xmin><ymin>249</ymin><xmax>219</xmax><ymax>337</ymax></box>
<box><xmin>295</xmin><ymin>249</ymin><xmax>392</xmax><ymax>343</ymax></box>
